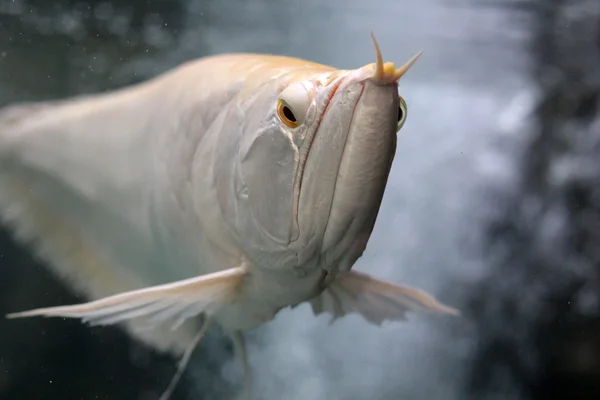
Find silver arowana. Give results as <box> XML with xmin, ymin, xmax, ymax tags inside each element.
<box><xmin>0</xmin><ymin>34</ymin><xmax>458</xmax><ymax>397</ymax></box>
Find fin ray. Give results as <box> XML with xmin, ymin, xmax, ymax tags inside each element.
<box><xmin>310</xmin><ymin>270</ymin><xmax>459</xmax><ymax>325</ymax></box>
<box><xmin>7</xmin><ymin>267</ymin><xmax>246</xmax><ymax>330</ymax></box>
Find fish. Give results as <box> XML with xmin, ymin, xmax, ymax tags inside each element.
<box><xmin>0</xmin><ymin>33</ymin><xmax>459</xmax><ymax>398</ymax></box>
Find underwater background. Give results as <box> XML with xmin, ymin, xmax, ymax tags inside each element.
<box><xmin>0</xmin><ymin>0</ymin><xmax>599</xmax><ymax>399</ymax></box>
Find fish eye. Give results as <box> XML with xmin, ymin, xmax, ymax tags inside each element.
<box><xmin>277</xmin><ymin>100</ymin><xmax>299</xmax><ymax>128</ymax></box>
<box><xmin>282</xmin><ymin>105</ymin><xmax>297</xmax><ymax>122</ymax></box>
<box><xmin>277</xmin><ymin>83</ymin><xmax>311</xmax><ymax>129</ymax></box>
<box><xmin>397</xmin><ymin>96</ymin><xmax>408</xmax><ymax>132</ymax></box>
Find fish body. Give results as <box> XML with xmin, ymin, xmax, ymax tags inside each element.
<box><xmin>1</xmin><ymin>36</ymin><xmax>457</xmax><ymax>371</ymax></box>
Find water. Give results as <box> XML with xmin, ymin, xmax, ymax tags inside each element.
<box><xmin>0</xmin><ymin>0</ymin><xmax>534</xmax><ymax>399</ymax></box>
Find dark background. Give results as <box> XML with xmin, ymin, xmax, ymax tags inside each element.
<box><xmin>0</xmin><ymin>0</ymin><xmax>599</xmax><ymax>399</ymax></box>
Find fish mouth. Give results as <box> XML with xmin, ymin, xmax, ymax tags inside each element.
<box><xmin>291</xmin><ymin>33</ymin><xmax>421</xmax><ymax>268</ymax></box>
<box><xmin>290</xmin><ymin>74</ymin><xmax>347</xmax><ymax>243</ymax></box>
<box><xmin>318</xmin><ymin>77</ymin><xmax>399</xmax><ymax>273</ymax></box>
<box><xmin>315</xmin><ymin>34</ymin><xmax>422</xmax><ymax>269</ymax></box>
<box><xmin>297</xmin><ymin>77</ymin><xmax>344</xmax><ymax>189</ymax></box>
<box><xmin>296</xmin><ymin>32</ymin><xmax>420</xmax><ymax>216</ymax></box>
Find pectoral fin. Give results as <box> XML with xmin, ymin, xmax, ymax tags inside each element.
<box><xmin>6</xmin><ymin>267</ymin><xmax>246</xmax><ymax>330</ymax></box>
<box><xmin>310</xmin><ymin>270</ymin><xmax>459</xmax><ymax>325</ymax></box>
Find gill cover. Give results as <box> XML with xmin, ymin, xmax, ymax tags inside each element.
<box><xmin>237</xmin><ymin>80</ymin><xmax>314</xmax><ymax>247</ymax></box>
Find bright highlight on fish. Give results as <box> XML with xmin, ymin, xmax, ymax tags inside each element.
<box><xmin>0</xmin><ymin>32</ymin><xmax>458</xmax><ymax>399</ymax></box>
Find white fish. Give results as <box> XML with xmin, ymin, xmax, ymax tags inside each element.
<box><xmin>1</xmin><ymin>34</ymin><xmax>458</xmax><ymax>398</ymax></box>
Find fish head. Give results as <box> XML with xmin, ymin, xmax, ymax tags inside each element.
<box><xmin>230</xmin><ymin>34</ymin><xmax>420</xmax><ymax>274</ymax></box>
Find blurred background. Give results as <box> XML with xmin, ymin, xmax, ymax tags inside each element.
<box><xmin>0</xmin><ymin>0</ymin><xmax>599</xmax><ymax>399</ymax></box>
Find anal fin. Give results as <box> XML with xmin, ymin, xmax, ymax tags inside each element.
<box><xmin>158</xmin><ymin>316</ymin><xmax>212</xmax><ymax>400</ymax></box>
<box><xmin>232</xmin><ymin>330</ymin><xmax>252</xmax><ymax>400</ymax></box>
<box><xmin>310</xmin><ymin>270</ymin><xmax>459</xmax><ymax>325</ymax></box>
